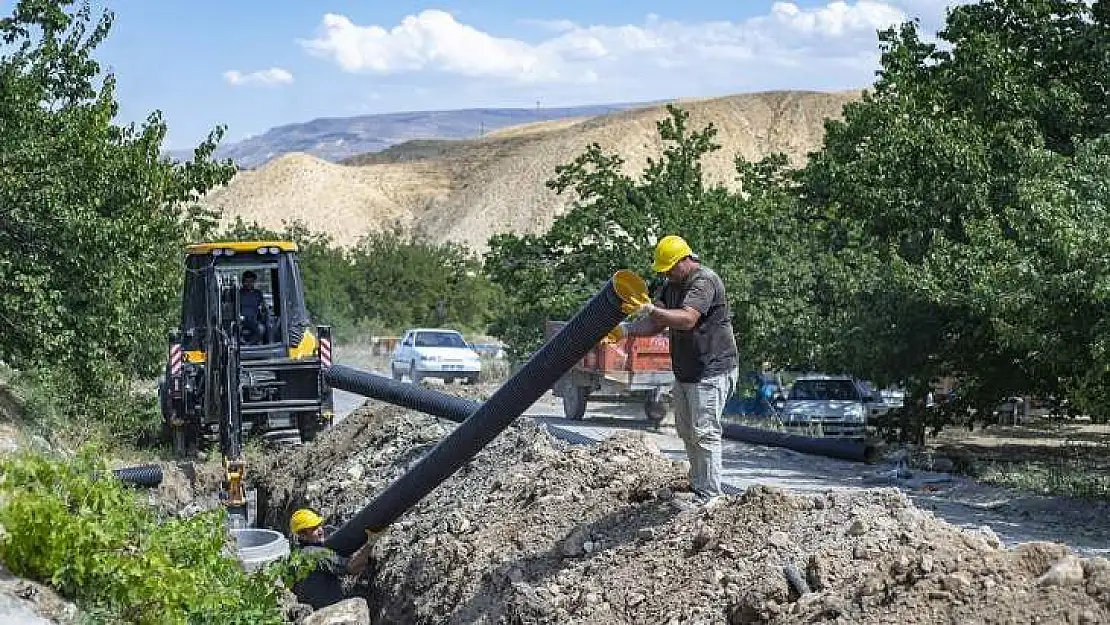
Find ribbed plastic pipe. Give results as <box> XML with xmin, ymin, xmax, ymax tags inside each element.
<box><xmin>722</xmin><ymin>423</ymin><xmax>878</xmax><ymax>463</ymax></box>
<box><xmin>325</xmin><ymin>274</ymin><xmax>629</xmax><ymax>555</ymax></box>
<box><xmin>111</xmin><ymin>464</ymin><xmax>164</xmax><ymax>487</ymax></box>
<box><xmin>323</xmin><ymin>365</ymin><xmax>479</xmax><ymax>423</ymax></box>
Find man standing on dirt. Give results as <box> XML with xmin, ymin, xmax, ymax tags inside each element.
<box><xmin>608</xmin><ymin>235</ymin><xmax>739</xmax><ymax>507</ymax></box>
<box><xmin>288</xmin><ymin>508</ymin><xmax>378</xmax><ymax>609</ymax></box>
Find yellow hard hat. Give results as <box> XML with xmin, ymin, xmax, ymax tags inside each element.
<box><xmin>290</xmin><ymin>508</ymin><xmax>324</xmax><ymax>535</ymax></box>
<box><xmin>652</xmin><ymin>235</ymin><xmax>695</xmax><ymax>273</ymax></box>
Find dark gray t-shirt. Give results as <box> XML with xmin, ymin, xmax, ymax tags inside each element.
<box><xmin>292</xmin><ymin>544</ymin><xmax>348</xmax><ymax>609</ymax></box>
<box><xmin>240</xmin><ymin>287</ymin><xmax>264</xmax><ymax>320</ymax></box>
<box><xmin>658</xmin><ymin>265</ymin><xmax>738</xmax><ymax>383</ymax></box>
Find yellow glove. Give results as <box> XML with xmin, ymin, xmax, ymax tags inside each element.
<box><xmin>621</xmin><ymin>294</ymin><xmax>656</xmax><ymax>316</ymax></box>
<box><xmin>603</xmin><ymin>322</ymin><xmax>630</xmax><ymax>344</ymax></box>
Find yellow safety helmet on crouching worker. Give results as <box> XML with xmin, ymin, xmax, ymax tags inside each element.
<box><xmin>652</xmin><ymin>235</ymin><xmax>696</xmax><ymax>274</ymax></box>
<box><xmin>290</xmin><ymin>508</ymin><xmax>325</xmax><ymax>535</ymax></box>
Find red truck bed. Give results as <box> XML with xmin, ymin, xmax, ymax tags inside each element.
<box><xmin>544</xmin><ymin>320</ymin><xmax>671</xmax><ymax>374</ymax></box>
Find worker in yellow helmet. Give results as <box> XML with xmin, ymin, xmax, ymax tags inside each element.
<box><xmin>288</xmin><ymin>508</ymin><xmax>378</xmax><ymax>609</ymax></box>
<box><xmin>608</xmin><ymin>235</ymin><xmax>739</xmax><ymax>509</ymax></box>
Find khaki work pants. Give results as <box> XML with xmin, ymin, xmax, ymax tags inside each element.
<box><xmin>672</xmin><ymin>368</ymin><xmax>739</xmax><ymax>499</ymax></box>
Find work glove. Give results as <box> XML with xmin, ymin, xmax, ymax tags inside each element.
<box><xmin>620</xmin><ymin>292</ymin><xmax>655</xmax><ymax>317</ymax></box>
<box><xmin>602</xmin><ymin>322</ymin><xmax>631</xmax><ymax>345</ymax></box>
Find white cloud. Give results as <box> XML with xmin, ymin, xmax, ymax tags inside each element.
<box><xmin>299</xmin><ymin>3</ymin><xmax>920</xmax><ymax>85</ymax></box>
<box><xmin>223</xmin><ymin>67</ymin><xmax>295</xmax><ymax>87</ymax></box>
<box><xmin>767</xmin><ymin>1</ymin><xmax>906</xmax><ymax>36</ymax></box>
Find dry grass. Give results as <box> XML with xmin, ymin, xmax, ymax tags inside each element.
<box><xmin>201</xmin><ymin>89</ymin><xmax>862</xmax><ymax>252</ymax></box>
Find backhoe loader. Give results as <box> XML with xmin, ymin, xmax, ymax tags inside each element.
<box><xmin>157</xmin><ymin>241</ymin><xmax>335</xmax><ymax>520</ymax></box>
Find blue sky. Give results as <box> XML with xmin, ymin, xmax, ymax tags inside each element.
<box><xmin>61</xmin><ymin>0</ymin><xmax>966</xmax><ymax>149</ymax></box>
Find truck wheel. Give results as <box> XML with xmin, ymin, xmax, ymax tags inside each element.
<box><xmin>391</xmin><ymin>364</ymin><xmax>402</xmax><ymax>381</ymax></box>
<box><xmin>563</xmin><ymin>386</ymin><xmax>588</xmax><ymax>420</ymax></box>
<box><xmin>464</xmin><ymin>376</ymin><xmax>478</xmax><ymax>385</ymax></box>
<box><xmin>410</xmin><ymin>361</ymin><xmax>423</xmax><ymax>384</ymax></box>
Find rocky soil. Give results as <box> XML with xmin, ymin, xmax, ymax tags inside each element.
<box><xmin>255</xmin><ymin>398</ymin><xmax>1110</xmax><ymax>624</ymax></box>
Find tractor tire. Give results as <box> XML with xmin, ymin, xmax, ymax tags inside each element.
<box><xmin>562</xmin><ymin>386</ymin><xmax>588</xmax><ymax>420</ymax></box>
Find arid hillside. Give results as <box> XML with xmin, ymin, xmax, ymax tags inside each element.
<box><xmin>202</xmin><ymin>90</ymin><xmax>861</xmax><ymax>252</ymax></box>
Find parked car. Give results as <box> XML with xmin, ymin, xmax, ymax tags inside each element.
<box><xmin>781</xmin><ymin>373</ymin><xmax>876</xmax><ymax>438</ymax></box>
<box><xmin>390</xmin><ymin>328</ymin><xmax>481</xmax><ymax>384</ymax></box>
<box><xmin>856</xmin><ymin>380</ymin><xmax>905</xmax><ymax>419</ymax></box>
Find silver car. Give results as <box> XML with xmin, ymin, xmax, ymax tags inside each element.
<box><xmin>781</xmin><ymin>374</ymin><xmax>872</xmax><ymax>438</ymax></box>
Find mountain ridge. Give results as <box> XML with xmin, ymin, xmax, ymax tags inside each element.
<box><xmin>201</xmin><ymin>89</ymin><xmax>863</xmax><ymax>253</ymax></box>
<box><xmin>169</xmin><ymin>102</ymin><xmax>655</xmax><ymax>169</ymax></box>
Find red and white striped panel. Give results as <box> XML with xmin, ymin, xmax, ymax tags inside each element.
<box><xmin>319</xmin><ymin>337</ymin><xmax>332</xmax><ymax>367</ymax></box>
<box><xmin>169</xmin><ymin>344</ymin><xmax>183</xmax><ymax>375</ymax></box>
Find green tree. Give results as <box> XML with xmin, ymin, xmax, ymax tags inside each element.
<box><xmin>0</xmin><ymin>0</ymin><xmax>235</xmax><ymax>433</ymax></box>
<box><xmin>485</xmin><ymin>105</ymin><xmax>827</xmax><ymax>367</ymax></box>
<box><xmin>797</xmin><ymin>0</ymin><xmax>1110</xmax><ymax>432</ymax></box>
<box><xmin>220</xmin><ymin>218</ymin><xmax>502</xmax><ymax>338</ymax></box>
<box><xmin>347</xmin><ymin>224</ymin><xmax>501</xmax><ymax>334</ymax></box>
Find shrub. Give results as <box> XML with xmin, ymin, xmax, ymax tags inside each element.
<box><xmin>0</xmin><ymin>446</ymin><xmax>306</xmax><ymax>624</ymax></box>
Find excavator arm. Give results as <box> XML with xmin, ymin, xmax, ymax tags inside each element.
<box><xmin>203</xmin><ymin>270</ymin><xmax>249</xmax><ymax>523</ymax></box>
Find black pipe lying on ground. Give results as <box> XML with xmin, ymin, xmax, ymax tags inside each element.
<box><xmin>325</xmin><ymin>274</ymin><xmax>631</xmax><ymax>556</ymax></box>
<box><xmin>324</xmin><ymin>364</ymin><xmax>479</xmax><ymax>423</ymax></box>
<box><xmin>112</xmin><ymin>464</ymin><xmax>164</xmax><ymax>487</ymax></box>
<box><xmin>722</xmin><ymin>423</ymin><xmax>879</xmax><ymax>463</ymax></box>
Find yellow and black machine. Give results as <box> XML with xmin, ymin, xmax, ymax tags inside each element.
<box><xmin>157</xmin><ymin>241</ymin><xmax>334</xmax><ymax>521</ymax></box>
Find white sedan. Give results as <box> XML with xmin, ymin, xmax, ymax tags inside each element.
<box><xmin>390</xmin><ymin>328</ymin><xmax>482</xmax><ymax>385</ymax></box>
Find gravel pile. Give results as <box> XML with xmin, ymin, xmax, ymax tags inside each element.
<box><xmin>256</xmin><ymin>400</ymin><xmax>1110</xmax><ymax>624</ymax></box>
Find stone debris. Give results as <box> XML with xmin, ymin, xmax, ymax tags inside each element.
<box><xmin>255</xmin><ymin>397</ymin><xmax>1110</xmax><ymax>624</ymax></box>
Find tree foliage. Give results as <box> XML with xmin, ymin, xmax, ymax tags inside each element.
<box><xmin>487</xmin><ymin>0</ymin><xmax>1110</xmax><ymax>437</ymax></box>
<box><xmin>485</xmin><ymin>106</ymin><xmax>824</xmax><ymax>365</ymax></box>
<box><xmin>0</xmin><ymin>445</ymin><xmax>312</xmax><ymax>624</ymax></box>
<box><xmin>221</xmin><ymin>218</ymin><xmax>502</xmax><ymax>338</ymax></box>
<box><xmin>0</xmin><ymin>0</ymin><xmax>234</xmax><ymax>431</ymax></box>
<box><xmin>800</xmin><ymin>0</ymin><xmax>1110</xmax><ymax>433</ymax></box>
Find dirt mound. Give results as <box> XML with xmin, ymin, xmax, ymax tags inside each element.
<box><xmin>204</xmin><ymin>90</ymin><xmax>860</xmax><ymax>252</ymax></box>
<box><xmin>255</xmin><ymin>403</ymin><xmax>1110</xmax><ymax>624</ymax></box>
<box><xmin>201</xmin><ymin>152</ymin><xmax>453</xmax><ymax>242</ymax></box>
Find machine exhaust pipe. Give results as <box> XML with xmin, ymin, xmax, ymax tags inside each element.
<box><xmin>323</xmin><ymin>365</ymin><xmax>479</xmax><ymax>423</ymax></box>
<box><xmin>324</xmin><ymin>271</ymin><xmax>641</xmax><ymax>556</ymax></box>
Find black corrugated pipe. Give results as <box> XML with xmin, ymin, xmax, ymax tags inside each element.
<box><xmin>323</xmin><ymin>365</ymin><xmax>479</xmax><ymax>423</ymax></box>
<box><xmin>722</xmin><ymin>423</ymin><xmax>880</xmax><ymax>463</ymax></box>
<box><xmin>325</xmin><ymin>271</ymin><xmax>641</xmax><ymax>556</ymax></box>
<box><xmin>112</xmin><ymin>464</ymin><xmax>164</xmax><ymax>487</ymax></box>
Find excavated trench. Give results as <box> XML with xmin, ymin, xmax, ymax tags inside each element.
<box><xmin>249</xmin><ymin>394</ymin><xmax>1110</xmax><ymax>625</ymax></box>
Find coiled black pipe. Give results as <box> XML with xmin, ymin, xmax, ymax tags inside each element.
<box><xmin>324</xmin><ymin>365</ymin><xmax>479</xmax><ymax>423</ymax></box>
<box><xmin>722</xmin><ymin>423</ymin><xmax>879</xmax><ymax>463</ymax></box>
<box><xmin>325</xmin><ymin>275</ymin><xmax>629</xmax><ymax>555</ymax></box>
<box><xmin>112</xmin><ymin>464</ymin><xmax>164</xmax><ymax>487</ymax></box>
